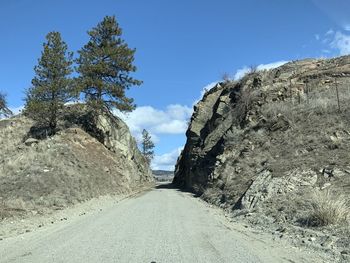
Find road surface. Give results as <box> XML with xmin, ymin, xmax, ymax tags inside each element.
<box><xmin>0</xmin><ymin>184</ymin><xmax>325</xmax><ymax>263</ymax></box>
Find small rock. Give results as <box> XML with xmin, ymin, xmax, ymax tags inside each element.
<box><xmin>24</xmin><ymin>138</ymin><xmax>39</xmax><ymax>146</ymax></box>
<box><xmin>321</xmin><ymin>183</ymin><xmax>331</xmax><ymax>189</ymax></box>
<box><xmin>308</xmin><ymin>237</ymin><xmax>316</xmax><ymax>242</ymax></box>
<box><xmin>17</xmin><ymin>145</ymin><xmax>25</xmax><ymax>150</ymax></box>
<box><xmin>25</xmin><ymin>229</ymin><xmax>31</xmax><ymax>233</ymax></box>
<box><xmin>341</xmin><ymin>250</ymin><xmax>350</xmax><ymax>261</ymax></box>
<box><xmin>333</xmin><ymin>169</ymin><xmax>345</xmax><ymax>178</ymax></box>
<box><xmin>276</xmin><ymin>227</ymin><xmax>286</xmax><ymax>233</ymax></box>
<box><xmin>329</xmin><ymin>135</ymin><xmax>338</xmax><ymax>142</ymax></box>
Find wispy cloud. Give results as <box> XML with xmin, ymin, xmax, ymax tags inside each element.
<box><xmin>331</xmin><ymin>31</ymin><xmax>350</xmax><ymax>55</ymax></box>
<box><xmin>318</xmin><ymin>29</ymin><xmax>350</xmax><ymax>55</ymax></box>
<box><xmin>234</xmin><ymin>61</ymin><xmax>288</xmax><ymax>80</ymax></box>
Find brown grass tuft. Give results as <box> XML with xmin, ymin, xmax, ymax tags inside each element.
<box><xmin>306</xmin><ymin>190</ymin><xmax>350</xmax><ymax>227</ymax></box>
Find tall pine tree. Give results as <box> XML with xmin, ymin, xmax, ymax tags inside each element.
<box><xmin>25</xmin><ymin>31</ymin><xmax>73</xmax><ymax>132</ymax></box>
<box><xmin>141</xmin><ymin>129</ymin><xmax>155</xmax><ymax>164</ymax></box>
<box><xmin>76</xmin><ymin>16</ymin><xmax>142</xmax><ymax>113</ymax></box>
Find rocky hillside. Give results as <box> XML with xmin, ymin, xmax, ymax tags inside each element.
<box><xmin>0</xmin><ymin>105</ymin><xmax>153</xmax><ymax>219</ymax></box>
<box><xmin>174</xmin><ymin>56</ymin><xmax>350</xmax><ymax>256</ymax></box>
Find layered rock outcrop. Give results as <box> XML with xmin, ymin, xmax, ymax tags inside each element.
<box><xmin>174</xmin><ymin>56</ymin><xmax>350</xmax><ymax>218</ymax></box>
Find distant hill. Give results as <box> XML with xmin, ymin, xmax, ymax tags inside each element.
<box><xmin>152</xmin><ymin>170</ymin><xmax>174</xmax><ymax>182</ymax></box>
<box><xmin>153</xmin><ymin>170</ymin><xmax>174</xmax><ymax>176</ymax></box>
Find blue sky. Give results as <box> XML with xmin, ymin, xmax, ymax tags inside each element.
<box><xmin>1</xmin><ymin>0</ymin><xmax>350</xmax><ymax>170</ymax></box>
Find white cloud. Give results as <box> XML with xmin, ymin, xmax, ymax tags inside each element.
<box><xmin>116</xmin><ymin>104</ymin><xmax>193</xmax><ymax>141</ymax></box>
<box><xmin>201</xmin><ymin>82</ymin><xmax>218</xmax><ymax>97</ymax></box>
<box><xmin>330</xmin><ymin>31</ymin><xmax>350</xmax><ymax>55</ymax></box>
<box><xmin>234</xmin><ymin>66</ymin><xmax>250</xmax><ymax>80</ymax></box>
<box><xmin>166</xmin><ymin>104</ymin><xmax>193</xmax><ymax>121</ymax></box>
<box><xmin>9</xmin><ymin>105</ymin><xmax>24</xmax><ymax>115</ymax></box>
<box><xmin>234</xmin><ymin>61</ymin><xmax>288</xmax><ymax>80</ymax></box>
<box><xmin>154</xmin><ymin>120</ymin><xmax>188</xmax><ymax>134</ymax></box>
<box><xmin>319</xmin><ymin>29</ymin><xmax>350</xmax><ymax>55</ymax></box>
<box><xmin>151</xmin><ymin>147</ymin><xmax>183</xmax><ymax>171</ymax></box>
<box><xmin>193</xmin><ymin>81</ymin><xmax>218</xmax><ymax>105</ymax></box>
<box><xmin>257</xmin><ymin>61</ymin><xmax>289</xmax><ymax>70</ymax></box>
<box><xmin>315</xmin><ymin>34</ymin><xmax>320</xmax><ymax>41</ymax></box>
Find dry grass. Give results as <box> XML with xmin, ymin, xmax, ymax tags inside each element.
<box><xmin>306</xmin><ymin>190</ymin><xmax>350</xmax><ymax>227</ymax></box>
<box><xmin>261</xmin><ymin>84</ymin><xmax>350</xmax><ymax>121</ymax></box>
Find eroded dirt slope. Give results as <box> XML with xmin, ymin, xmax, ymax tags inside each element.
<box><xmin>0</xmin><ymin>106</ymin><xmax>153</xmax><ymax>221</ymax></box>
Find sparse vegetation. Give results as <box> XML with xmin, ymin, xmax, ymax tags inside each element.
<box><xmin>247</xmin><ymin>64</ymin><xmax>258</xmax><ymax>74</ymax></box>
<box><xmin>261</xmin><ymin>81</ymin><xmax>350</xmax><ymax>123</ymax></box>
<box><xmin>306</xmin><ymin>190</ymin><xmax>350</xmax><ymax>227</ymax></box>
<box><xmin>222</xmin><ymin>72</ymin><xmax>231</xmax><ymax>82</ymax></box>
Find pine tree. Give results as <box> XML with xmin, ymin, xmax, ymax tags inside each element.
<box><xmin>25</xmin><ymin>32</ymin><xmax>73</xmax><ymax>132</ymax></box>
<box><xmin>76</xmin><ymin>15</ymin><xmax>142</xmax><ymax>113</ymax></box>
<box><xmin>0</xmin><ymin>92</ymin><xmax>12</xmax><ymax>117</ymax></box>
<box><xmin>141</xmin><ymin>129</ymin><xmax>155</xmax><ymax>164</ymax></box>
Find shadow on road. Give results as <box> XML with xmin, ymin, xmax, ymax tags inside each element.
<box><xmin>154</xmin><ymin>182</ymin><xmax>201</xmax><ymax>197</ymax></box>
<box><xmin>155</xmin><ymin>182</ymin><xmax>177</xmax><ymax>189</ymax></box>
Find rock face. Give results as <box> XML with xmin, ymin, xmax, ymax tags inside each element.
<box><xmin>174</xmin><ymin>56</ymin><xmax>350</xmax><ymax>219</ymax></box>
<box><xmin>0</xmin><ymin>107</ymin><xmax>153</xmax><ymax>216</ymax></box>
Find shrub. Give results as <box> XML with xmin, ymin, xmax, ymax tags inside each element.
<box><xmin>306</xmin><ymin>190</ymin><xmax>349</xmax><ymax>227</ymax></box>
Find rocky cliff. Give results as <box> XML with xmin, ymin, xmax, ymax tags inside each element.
<box><xmin>0</xmin><ymin>105</ymin><xmax>153</xmax><ymax>218</ymax></box>
<box><xmin>174</xmin><ymin>56</ymin><xmax>350</xmax><ymax>233</ymax></box>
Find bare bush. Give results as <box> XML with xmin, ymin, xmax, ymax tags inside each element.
<box><xmin>0</xmin><ymin>92</ymin><xmax>12</xmax><ymax>118</ymax></box>
<box><xmin>306</xmin><ymin>190</ymin><xmax>350</xmax><ymax>227</ymax></box>
<box><xmin>222</xmin><ymin>72</ymin><xmax>231</xmax><ymax>82</ymax></box>
<box><xmin>234</xmin><ymin>87</ymin><xmax>256</xmax><ymax>125</ymax></box>
<box><xmin>247</xmin><ymin>65</ymin><xmax>258</xmax><ymax>74</ymax></box>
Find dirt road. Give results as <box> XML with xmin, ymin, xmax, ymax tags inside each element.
<box><xmin>0</xmin><ymin>184</ymin><xmax>327</xmax><ymax>263</ymax></box>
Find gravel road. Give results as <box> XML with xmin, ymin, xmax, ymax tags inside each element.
<box><xmin>0</xmin><ymin>184</ymin><xmax>327</xmax><ymax>263</ymax></box>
